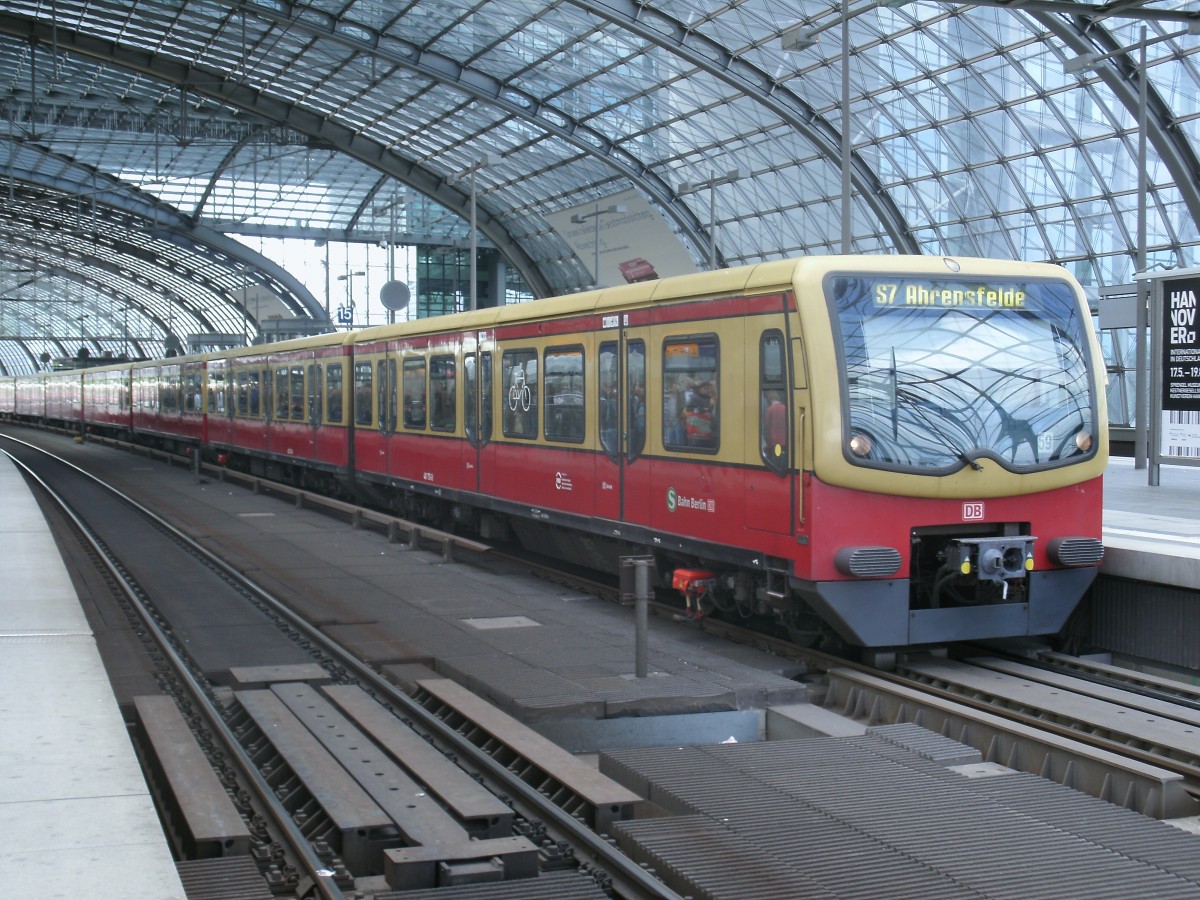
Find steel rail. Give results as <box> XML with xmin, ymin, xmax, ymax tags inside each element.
<box><xmin>1</xmin><ymin>433</ymin><xmax>681</xmax><ymax>900</ymax></box>
<box><xmin>0</xmin><ymin>443</ymin><xmax>349</xmax><ymax>900</ymax></box>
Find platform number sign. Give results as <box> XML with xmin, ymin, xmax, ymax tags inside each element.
<box><xmin>336</xmin><ymin>305</ymin><xmax>354</xmax><ymax>326</ymax></box>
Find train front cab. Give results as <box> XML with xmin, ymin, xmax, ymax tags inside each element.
<box><xmin>786</xmin><ymin>256</ymin><xmax>1108</xmax><ymax>651</ymax></box>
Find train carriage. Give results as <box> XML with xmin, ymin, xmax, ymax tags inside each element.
<box><xmin>207</xmin><ymin>333</ymin><xmax>353</xmax><ymax>485</ymax></box>
<box><xmin>129</xmin><ymin>355</ymin><xmax>206</xmax><ymax>449</ymax></box>
<box><xmin>43</xmin><ymin>367</ymin><xmax>82</xmax><ymax>426</ymax></box>
<box><xmin>0</xmin><ymin>373</ymin><xmax>17</xmax><ymax>419</ymax></box>
<box><xmin>82</xmin><ymin>363</ymin><xmax>133</xmax><ymax>437</ymax></box>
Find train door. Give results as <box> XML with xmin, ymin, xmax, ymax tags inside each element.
<box><xmin>306</xmin><ymin>359</ymin><xmax>320</xmax><ymax>460</ymax></box>
<box><xmin>351</xmin><ymin>348</ymin><xmax>384</xmax><ymax>480</ymax></box>
<box><xmin>463</xmin><ymin>333</ymin><xmax>492</xmax><ymax>496</ymax></box>
<box><xmin>747</xmin><ymin>327</ymin><xmax>797</xmax><ymax>536</ymax></box>
<box><xmin>596</xmin><ymin>321</ymin><xmax>650</xmax><ymax>526</ymax></box>
<box><xmin>378</xmin><ymin>348</ymin><xmax>397</xmax><ymax>477</ymax></box>
<box><xmin>469</xmin><ymin>332</ymin><xmax>496</xmax><ymax>498</ymax></box>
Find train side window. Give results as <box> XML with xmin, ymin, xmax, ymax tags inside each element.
<box><xmin>662</xmin><ymin>336</ymin><xmax>719</xmax><ymax>452</ymax></box>
<box><xmin>501</xmin><ymin>349</ymin><xmax>537</xmax><ymax>439</ymax></box>
<box><xmin>599</xmin><ymin>342</ymin><xmax>618</xmax><ymax>459</ymax></box>
<box><xmin>544</xmin><ymin>347</ymin><xmax>584</xmax><ymax>443</ymax></box>
<box><xmin>760</xmin><ymin>330</ymin><xmax>789</xmax><ymax>474</ymax></box>
<box><xmin>275</xmin><ymin>368</ymin><xmax>289</xmax><ymax>419</ymax></box>
<box><xmin>290</xmin><ymin>366</ymin><xmax>305</xmax><ymax>420</ymax></box>
<box><xmin>430</xmin><ymin>355</ymin><xmax>456</xmax><ymax>432</ymax></box>
<box><xmin>325</xmin><ymin>363</ymin><xmax>344</xmax><ymax>424</ymax></box>
<box><xmin>403</xmin><ymin>356</ymin><xmax>427</xmax><ymax>429</ymax></box>
<box><xmin>353</xmin><ymin>361</ymin><xmax>373</xmax><ymax>426</ymax></box>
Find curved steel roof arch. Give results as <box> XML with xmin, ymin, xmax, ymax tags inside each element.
<box><xmin>0</xmin><ymin>10</ymin><xmax>558</xmax><ymax>297</ymax></box>
<box><xmin>1</xmin><ymin>136</ymin><xmax>330</xmax><ymax>342</ymax></box>
<box><xmin>576</xmin><ymin>0</ymin><xmax>919</xmax><ymax>255</ymax></box>
<box><xmin>1037</xmin><ymin>12</ymin><xmax>1200</xmax><ymax>266</ymax></box>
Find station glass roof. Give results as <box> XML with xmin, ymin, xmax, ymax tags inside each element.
<box><xmin>0</xmin><ymin>1</ymin><xmax>1197</xmax><ymax>374</ymax></box>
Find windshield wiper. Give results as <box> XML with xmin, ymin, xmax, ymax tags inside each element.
<box><xmin>895</xmin><ymin>387</ymin><xmax>984</xmax><ymax>471</ymax></box>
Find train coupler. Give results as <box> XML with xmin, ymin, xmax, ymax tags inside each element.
<box><xmin>672</xmin><ymin>568</ymin><xmax>716</xmax><ymax>618</ymax></box>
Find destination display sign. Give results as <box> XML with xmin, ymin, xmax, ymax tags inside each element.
<box><xmin>871</xmin><ymin>281</ymin><xmax>1027</xmax><ymax>309</ymax></box>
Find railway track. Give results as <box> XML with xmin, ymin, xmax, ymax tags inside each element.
<box><xmin>1</xmin><ymin>433</ymin><xmax>680</xmax><ymax>900</ymax></box>
<box><xmin>11</xmin><ymin>423</ymin><xmax>1200</xmax><ymax>884</ymax></box>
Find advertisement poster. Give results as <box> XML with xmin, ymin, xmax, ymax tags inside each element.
<box><xmin>546</xmin><ymin>189</ymin><xmax>699</xmax><ymax>288</ymax></box>
<box><xmin>1160</xmin><ymin>274</ymin><xmax>1200</xmax><ymax>459</ymax></box>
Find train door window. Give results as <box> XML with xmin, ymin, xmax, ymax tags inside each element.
<box><xmin>662</xmin><ymin>336</ymin><xmax>719</xmax><ymax>452</ymax></box>
<box><xmin>377</xmin><ymin>360</ymin><xmax>395</xmax><ymax>432</ymax></box>
<box><xmin>275</xmin><ymin>368</ymin><xmax>289</xmax><ymax>419</ymax></box>
<box><xmin>387</xmin><ymin>359</ymin><xmax>397</xmax><ymax>430</ymax></box>
<box><xmin>760</xmin><ymin>330</ymin><xmax>789</xmax><ymax>474</ymax></box>
<box><xmin>258</xmin><ymin>369</ymin><xmax>269</xmax><ymax>418</ymax></box>
<box><xmin>162</xmin><ymin>370</ymin><xmax>179</xmax><ymax>413</ymax></box>
<box><xmin>326</xmin><ymin>363</ymin><xmax>344</xmax><ymax>424</ymax></box>
<box><xmin>308</xmin><ymin>365</ymin><xmax>320</xmax><ymax>423</ymax></box>
<box><xmin>599</xmin><ymin>342</ymin><xmax>618</xmax><ymax>459</ymax></box>
<box><xmin>208</xmin><ymin>369</ymin><xmax>225</xmax><ymax>414</ymax></box>
<box><xmin>465</xmin><ymin>351</ymin><xmax>493</xmax><ymax>444</ymax></box>
<box><xmin>236</xmin><ymin>371</ymin><xmax>249</xmax><ymax>416</ymax></box>
<box><xmin>402</xmin><ymin>356</ymin><xmax>427</xmax><ymax>429</ymax></box>
<box><xmin>464</xmin><ymin>354</ymin><xmax>478</xmax><ymax>442</ymax></box>
<box><xmin>501</xmin><ymin>349</ymin><xmax>537</xmax><ymax>439</ymax></box>
<box><xmin>430</xmin><ymin>355</ymin><xmax>456</xmax><ymax>432</ymax></box>
<box><xmin>481</xmin><ymin>352</ymin><xmax>493</xmax><ymax>442</ymax></box>
<box><xmin>544</xmin><ymin>347</ymin><xmax>584</xmax><ymax>443</ymax></box>
<box><xmin>290</xmin><ymin>366</ymin><xmax>305</xmax><ymax>420</ymax></box>
<box><xmin>354</xmin><ymin>362</ymin><xmax>373</xmax><ymax>426</ymax></box>
<box><xmin>627</xmin><ymin>340</ymin><xmax>646</xmax><ymax>460</ymax></box>
<box><xmin>185</xmin><ymin>372</ymin><xmax>202</xmax><ymax>413</ymax></box>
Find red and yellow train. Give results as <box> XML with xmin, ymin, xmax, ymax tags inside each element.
<box><xmin>0</xmin><ymin>256</ymin><xmax>1108</xmax><ymax>654</ymax></box>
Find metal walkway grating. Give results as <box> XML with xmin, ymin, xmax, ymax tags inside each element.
<box><xmin>602</xmin><ymin>729</ymin><xmax>1200</xmax><ymax>899</ymax></box>
<box><xmin>372</xmin><ymin>868</ymin><xmax>610</xmax><ymax>899</ymax></box>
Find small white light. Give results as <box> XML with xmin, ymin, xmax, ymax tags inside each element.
<box><xmin>943</xmin><ymin>257</ymin><xmax>961</xmax><ymax>273</ymax></box>
<box><xmin>1075</xmin><ymin>431</ymin><xmax>1092</xmax><ymax>452</ymax></box>
<box><xmin>849</xmin><ymin>433</ymin><xmax>873</xmax><ymax>457</ymax></box>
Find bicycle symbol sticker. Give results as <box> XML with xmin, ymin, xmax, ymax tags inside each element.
<box><xmin>508</xmin><ymin>367</ymin><xmax>532</xmax><ymax>412</ymax></box>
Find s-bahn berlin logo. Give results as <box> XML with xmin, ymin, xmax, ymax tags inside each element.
<box><xmin>667</xmin><ymin>487</ymin><xmax>715</xmax><ymax>513</ymax></box>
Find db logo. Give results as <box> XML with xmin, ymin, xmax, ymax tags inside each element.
<box><xmin>962</xmin><ymin>502</ymin><xmax>985</xmax><ymax>521</ymax></box>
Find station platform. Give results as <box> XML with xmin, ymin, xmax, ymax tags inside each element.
<box><xmin>0</xmin><ymin>451</ymin><xmax>185</xmax><ymax>899</ymax></box>
<box><xmin>1102</xmin><ymin>456</ymin><xmax>1200</xmax><ymax>589</ymax></box>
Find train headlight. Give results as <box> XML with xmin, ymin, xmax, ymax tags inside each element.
<box><xmin>849</xmin><ymin>433</ymin><xmax>873</xmax><ymax>457</ymax></box>
<box><xmin>1075</xmin><ymin>431</ymin><xmax>1093</xmax><ymax>453</ymax></box>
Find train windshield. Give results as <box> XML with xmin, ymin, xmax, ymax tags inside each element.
<box><xmin>828</xmin><ymin>274</ymin><xmax>1097</xmax><ymax>472</ymax></box>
